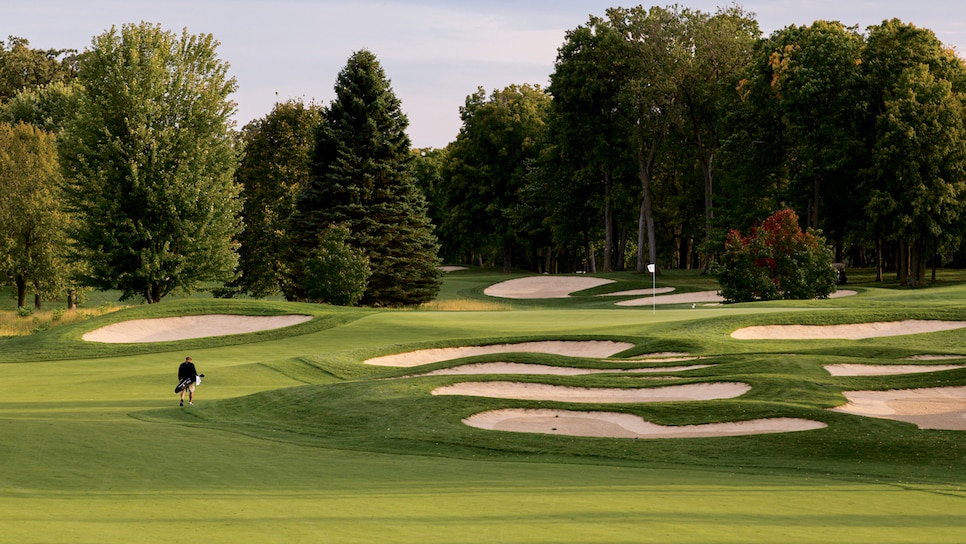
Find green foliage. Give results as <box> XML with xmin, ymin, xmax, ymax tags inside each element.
<box><xmin>302</xmin><ymin>225</ymin><xmax>371</xmax><ymax>306</ymax></box>
<box><xmin>58</xmin><ymin>23</ymin><xmax>241</xmax><ymax>303</ymax></box>
<box><xmin>1</xmin><ymin>81</ymin><xmax>78</xmax><ymax>133</ymax></box>
<box><xmin>0</xmin><ymin>36</ymin><xmax>77</xmax><ymax>102</ymax></box>
<box><xmin>715</xmin><ymin>209</ymin><xmax>836</xmax><ymax>302</ymax></box>
<box><xmin>864</xmin><ymin>20</ymin><xmax>966</xmax><ymax>285</ymax></box>
<box><xmin>439</xmin><ymin>84</ymin><xmax>550</xmax><ymax>270</ymax></box>
<box><xmin>229</xmin><ymin>99</ymin><xmax>323</xmax><ymax>298</ymax></box>
<box><xmin>287</xmin><ymin>49</ymin><xmax>441</xmax><ymax>307</ymax></box>
<box><xmin>0</xmin><ymin>122</ymin><xmax>76</xmax><ymax>308</ymax></box>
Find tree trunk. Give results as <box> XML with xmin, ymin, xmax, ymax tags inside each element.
<box><xmin>16</xmin><ymin>276</ymin><xmax>27</xmax><ymax>309</ymax></box>
<box><xmin>810</xmin><ymin>175</ymin><xmax>820</xmax><ymax>229</ymax></box>
<box><xmin>875</xmin><ymin>237</ymin><xmax>883</xmax><ymax>282</ymax></box>
<box><xmin>635</xmin><ymin>124</ymin><xmax>659</xmax><ymax>274</ymax></box>
<box><xmin>603</xmin><ymin>171</ymin><xmax>614</xmax><ymax>272</ymax></box>
<box><xmin>701</xmin><ymin>152</ymin><xmax>714</xmax><ymax>272</ymax></box>
<box><xmin>34</xmin><ymin>293</ymin><xmax>42</xmax><ymax>310</ymax></box>
<box><xmin>68</xmin><ymin>289</ymin><xmax>77</xmax><ymax>310</ymax></box>
<box><xmin>502</xmin><ymin>240</ymin><xmax>513</xmax><ymax>274</ymax></box>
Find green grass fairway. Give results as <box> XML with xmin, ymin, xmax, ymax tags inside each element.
<box><xmin>2</xmin><ymin>270</ymin><xmax>966</xmax><ymax>542</ymax></box>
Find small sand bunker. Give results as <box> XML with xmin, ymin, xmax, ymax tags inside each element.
<box><xmin>601</xmin><ymin>287</ymin><xmax>675</xmax><ymax>297</ymax></box>
<box><xmin>432</xmin><ymin>381</ymin><xmax>750</xmax><ymax>403</ymax></box>
<box><xmin>904</xmin><ymin>354</ymin><xmax>966</xmax><ymax>361</ymax></box>
<box><xmin>625</xmin><ymin>352</ymin><xmax>702</xmax><ymax>363</ymax></box>
<box><xmin>484</xmin><ymin>276</ymin><xmax>614</xmax><ymax>299</ymax></box>
<box><xmin>732</xmin><ymin>320</ymin><xmax>966</xmax><ymax>340</ymax></box>
<box><xmin>832</xmin><ymin>386</ymin><xmax>966</xmax><ymax>430</ymax></box>
<box><xmin>82</xmin><ymin>314</ymin><xmax>313</xmax><ymax>343</ymax></box>
<box><xmin>825</xmin><ymin>364</ymin><xmax>965</xmax><ymax>376</ymax></box>
<box><xmin>418</xmin><ymin>362</ymin><xmax>713</xmax><ymax>377</ymax></box>
<box><xmin>464</xmin><ymin>409</ymin><xmax>826</xmax><ymax>438</ymax></box>
<box><xmin>439</xmin><ymin>266</ymin><xmax>467</xmax><ymax>272</ymax></box>
<box><xmin>616</xmin><ymin>290</ymin><xmax>724</xmax><ymax>306</ymax></box>
<box><xmin>365</xmin><ymin>340</ymin><xmax>634</xmax><ymax>367</ymax></box>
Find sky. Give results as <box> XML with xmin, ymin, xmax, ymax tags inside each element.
<box><xmin>6</xmin><ymin>1</ymin><xmax>966</xmax><ymax>148</ymax></box>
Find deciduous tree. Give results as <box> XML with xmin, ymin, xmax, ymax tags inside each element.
<box><xmin>226</xmin><ymin>99</ymin><xmax>322</xmax><ymax>298</ymax></box>
<box><xmin>59</xmin><ymin>22</ymin><xmax>241</xmax><ymax>303</ymax></box>
<box><xmin>0</xmin><ymin>122</ymin><xmax>73</xmax><ymax>308</ymax></box>
<box><xmin>440</xmin><ymin>84</ymin><xmax>550</xmax><ymax>272</ymax></box>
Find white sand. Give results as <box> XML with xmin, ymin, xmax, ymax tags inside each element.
<box><xmin>464</xmin><ymin>409</ymin><xmax>826</xmax><ymax>438</ymax></box>
<box><xmin>432</xmin><ymin>381</ymin><xmax>750</xmax><ymax>403</ymax></box>
<box><xmin>82</xmin><ymin>314</ymin><xmax>313</xmax><ymax>343</ymax></box>
<box><xmin>831</xmin><ymin>386</ymin><xmax>966</xmax><ymax>430</ymax></box>
<box><xmin>601</xmin><ymin>287</ymin><xmax>676</xmax><ymax>297</ymax></box>
<box><xmin>483</xmin><ymin>276</ymin><xmax>614</xmax><ymax>299</ymax></box>
<box><xmin>616</xmin><ymin>290</ymin><xmax>724</xmax><ymax>306</ymax></box>
<box><xmin>418</xmin><ymin>362</ymin><xmax>713</xmax><ymax>376</ymax></box>
<box><xmin>824</xmin><ymin>364</ymin><xmax>965</xmax><ymax>376</ymax></box>
<box><xmin>903</xmin><ymin>354</ymin><xmax>966</xmax><ymax>360</ymax></box>
<box><xmin>364</xmin><ymin>340</ymin><xmax>634</xmax><ymax>367</ymax></box>
<box><xmin>439</xmin><ymin>266</ymin><xmax>468</xmax><ymax>272</ymax></box>
<box><xmin>732</xmin><ymin>319</ymin><xmax>966</xmax><ymax>340</ymax></box>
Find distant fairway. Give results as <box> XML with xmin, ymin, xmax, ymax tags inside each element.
<box><xmin>2</xmin><ymin>269</ymin><xmax>966</xmax><ymax>542</ymax></box>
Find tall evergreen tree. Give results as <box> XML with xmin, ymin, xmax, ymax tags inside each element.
<box><xmin>288</xmin><ymin>50</ymin><xmax>440</xmax><ymax>306</ymax></box>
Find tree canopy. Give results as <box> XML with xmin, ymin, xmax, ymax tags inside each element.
<box><xmin>58</xmin><ymin>22</ymin><xmax>241</xmax><ymax>303</ymax></box>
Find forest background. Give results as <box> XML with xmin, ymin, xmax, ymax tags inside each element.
<box><xmin>2</xmin><ymin>3</ymin><xmax>965</xmax><ymax>309</ymax></box>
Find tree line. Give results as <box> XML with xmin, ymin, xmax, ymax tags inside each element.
<box><xmin>421</xmin><ymin>6</ymin><xmax>966</xmax><ymax>287</ymax></box>
<box><xmin>0</xmin><ymin>25</ymin><xmax>438</xmax><ymax>308</ymax></box>
<box><xmin>2</xmin><ymin>5</ymin><xmax>964</xmax><ymax>309</ymax></box>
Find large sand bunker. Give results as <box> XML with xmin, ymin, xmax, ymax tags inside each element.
<box><xmin>82</xmin><ymin>314</ymin><xmax>313</xmax><ymax>343</ymax></box>
<box><xmin>464</xmin><ymin>409</ymin><xmax>826</xmax><ymax>438</ymax></box>
<box><xmin>832</xmin><ymin>386</ymin><xmax>966</xmax><ymax>430</ymax></box>
<box><xmin>484</xmin><ymin>276</ymin><xmax>614</xmax><ymax>299</ymax></box>
<box><xmin>432</xmin><ymin>381</ymin><xmax>750</xmax><ymax>403</ymax></box>
<box><xmin>365</xmin><ymin>340</ymin><xmax>634</xmax><ymax>367</ymax></box>
<box><xmin>732</xmin><ymin>319</ymin><xmax>966</xmax><ymax>340</ymax></box>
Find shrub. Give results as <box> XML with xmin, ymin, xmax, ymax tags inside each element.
<box><xmin>714</xmin><ymin>209</ymin><xmax>836</xmax><ymax>302</ymax></box>
<box><xmin>302</xmin><ymin>225</ymin><xmax>371</xmax><ymax>306</ymax></box>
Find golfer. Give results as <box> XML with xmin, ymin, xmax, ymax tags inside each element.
<box><xmin>178</xmin><ymin>356</ymin><xmax>200</xmax><ymax>407</ymax></box>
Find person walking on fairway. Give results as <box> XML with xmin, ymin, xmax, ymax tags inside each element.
<box><xmin>178</xmin><ymin>356</ymin><xmax>200</xmax><ymax>406</ymax></box>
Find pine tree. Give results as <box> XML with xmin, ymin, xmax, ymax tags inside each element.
<box><xmin>288</xmin><ymin>50</ymin><xmax>440</xmax><ymax>306</ymax></box>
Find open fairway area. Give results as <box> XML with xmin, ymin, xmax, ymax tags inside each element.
<box><xmin>2</xmin><ymin>269</ymin><xmax>966</xmax><ymax>542</ymax></box>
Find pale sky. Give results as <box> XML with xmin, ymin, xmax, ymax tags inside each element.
<box><xmin>6</xmin><ymin>1</ymin><xmax>965</xmax><ymax>148</ymax></box>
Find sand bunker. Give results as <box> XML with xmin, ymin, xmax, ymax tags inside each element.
<box><xmin>82</xmin><ymin>314</ymin><xmax>313</xmax><ymax>343</ymax></box>
<box><xmin>464</xmin><ymin>408</ymin><xmax>826</xmax><ymax>438</ymax></box>
<box><xmin>484</xmin><ymin>276</ymin><xmax>614</xmax><ymax>299</ymax></box>
<box><xmin>731</xmin><ymin>319</ymin><xmax>966</xmax><ymax>340</ymax></box>
<box><xmin>832</xmin><ymin>386</ymin><xmax>966</xmax><ymax>430</ymax></box>
<box><xmin>365</xmin><ymin>340</ymin><xmax>634</xmax><ymax>367</ymax></box>
<box><xmin>418</xmin><ymin>362</ymin><xmax>713</xmax><ymax>377</ymax></box>
<box><xmin>432</xmin><ymin>381</ymin><xmax>750</xmax><ymax>403</ymax></box>
<box><xmin>825</xmin><ymin>364</ymin><xmax>965</xmax><ymax>376</ymax></box>
<box><xmin>904</xmin><ymin>354</ymin><xmax>966</xmax><ymax>361</ymax></box>
<box><xmin>439</xmin><ymin>266</ymin><xmax>467</xmax><ymax>272</ymax></box>
<box><xmin>616</xmin><ymin>290</ymin><xmax>724</xmax><ymax>306</ymax></box>
<box><xmin>601</xmin><ymin>287</ymin><xmax>675</xmax><ymax>297</ymax></box>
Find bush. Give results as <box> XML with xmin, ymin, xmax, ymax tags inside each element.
<box><xmin>714</xmin><ymin>209</ymin><xmax>836</xmax><ymax>302</ymax></box>
<box><xmin>302</xmin><ymin>225</ymin><xmax>371</xmax><ymax>306</ymax></box>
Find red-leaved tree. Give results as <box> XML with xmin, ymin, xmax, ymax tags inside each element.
<box><xmin>715</xmin><ymin>209</ymin><xmax>836</xmax><ymax>302</ymax></box>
